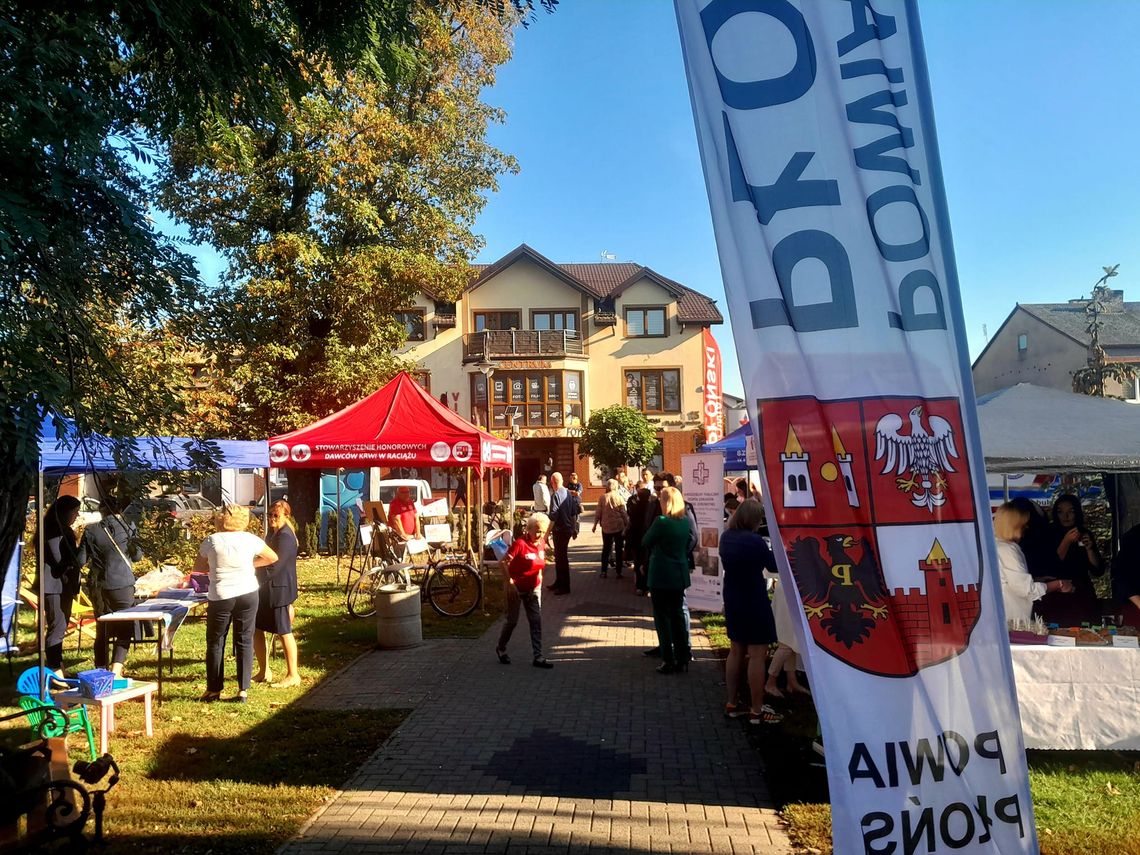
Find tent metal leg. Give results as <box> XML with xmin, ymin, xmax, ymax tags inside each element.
<box><xmin>37</xmin><ymin>469</ymin><xmax>46</xmax><ymax>699</ymax></box>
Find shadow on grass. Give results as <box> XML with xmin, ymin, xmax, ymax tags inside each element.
<box><xmin>146</xmin><ymin>704</ymin><xmax>407</xmax><ymax>786</ymax></box>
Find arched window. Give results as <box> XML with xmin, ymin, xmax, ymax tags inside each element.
<box><xmin>797</xmin><ymin>474</ymin><xmax>808</xmax><ymax>492</ymax></box>
<box><xmin>787</xmin><ymin>474</ymin><xmax>798</xmax><ymax>493</ymax></box>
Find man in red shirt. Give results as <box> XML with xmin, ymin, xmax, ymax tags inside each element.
<box><xmin>388</xmin><ymin>486</ymin><xmax>420</xmax><ymax>540</ymax></box>
<box><xmin>495</xmin><ymin>513</ymin><xmax>554</xmax><ymax>668</ymax></box>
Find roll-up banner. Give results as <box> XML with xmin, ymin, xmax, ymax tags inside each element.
<box><xmin>675</xmin><ymin>2</ymin><xmax>1037</xmax><ymax>853</ymax></box>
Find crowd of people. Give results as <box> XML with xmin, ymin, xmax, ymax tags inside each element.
<box><xmin>36</xmin><ymin>496</ymin><xmax>301</xmax><ymax>702</ymax></box>
<box><xmin>498</xmin><ymin>468</ymin><xmax>801</xmax><ymax>726</ymax></box>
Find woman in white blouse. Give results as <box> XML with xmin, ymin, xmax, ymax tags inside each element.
<box><xmin>993</xmin><ymin>502</ymin><xmax>1071</xmax><ymax>625</ymax></box>
<box><xmin>193</xmin><ymin>505</ymin><xmax>277</xmax><ymax>702</ymax></box>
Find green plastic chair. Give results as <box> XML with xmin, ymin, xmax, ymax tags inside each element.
<box><xmin>16</xmin><ymin>696</ymin><xmax>96</xmax><ymax>762</ymax></box>
<box><xmin>15</xmin><ymin>668</ymin><xmax>98</xmax><ymax>762</ymax></box>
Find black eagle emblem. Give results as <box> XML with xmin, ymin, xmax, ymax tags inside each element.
<box><xmin>789</xmin><ymin>534</ymin><xmax>889</xmax><ymax>648</ymax></box>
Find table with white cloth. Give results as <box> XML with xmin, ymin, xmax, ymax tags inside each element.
<box><xmin>1010</xmin><ymin>645</ymin><xmax>1140</xmax><ymax>750</ymax></box>
<box><xmin>96</xmin><ymin>589</ymin><xmax>208</xmax><ymax>702</ymax></box>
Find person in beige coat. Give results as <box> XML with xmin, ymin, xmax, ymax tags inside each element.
<box><xmin>593</xmin><ymin>478</ymin><xmax>630</xmax><ymax>578</ymax></box>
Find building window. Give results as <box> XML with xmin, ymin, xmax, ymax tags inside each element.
<box><xmin>1127</xmin><ymin>377</ymin><xmax>1140</xmax><ymax>403</ymax></box>
<box><xmin>396</xmin><ymin>310</ymin><xmax>426</xmax><ymax>341</ymax></box>
<box><xmin>412</xmin><ymin>371</ymin><xmax>430</xmax><ymax>393</ymax></box>
<box><xmin>624</xmin><ymin>369</ymin><xmax>681</xmax><ymax>414</ymax></box>
<box><xmin>474</xmin><ymin>311</ymin><xmax>521</xmax><ymax>332</ymax></box>
<box><xmin>472</xmin><ymin>370</ymin><xmax>583</xmax><ymax>430</ymax></box>
<box><xmin>625</xmin><ymin>306</ymin><xmax>666</xmax><ymax>338</ymax></box>
<box><xmin>532</xmin><ymin>310</ymin><xmax>579</xmax><ymax>332</ymax></box>
<box><xmin>1017</xmin><ymin>333</ymin><xmax>1028</xmax><ymax>352</ymax></box>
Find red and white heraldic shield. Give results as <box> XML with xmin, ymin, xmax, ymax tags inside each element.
<box><xmin>759</xmin><ymin>395</ymin><xmax>981</xmax><ymax>677</ymax></box>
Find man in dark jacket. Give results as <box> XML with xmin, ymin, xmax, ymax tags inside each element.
<box><xmin>546</xmin><ymin>472</ymin><xmax>580</xmax><ymax>595</ymax></box>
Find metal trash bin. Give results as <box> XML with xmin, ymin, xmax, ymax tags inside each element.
<box><xmin>374</xmin><ymin>584</ymin><xmax>422</xmax><ymax>648</ymax></box>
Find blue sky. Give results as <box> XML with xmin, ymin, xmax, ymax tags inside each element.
<box><xmin>175</xmin><ymin>1</ymin><xmax>1140</xmax><ymax>398</ymax></box>
<box><xmin>473</xmin><ymin>0</ymin><xmax>1140</xmax><ymax>395</ymax></box>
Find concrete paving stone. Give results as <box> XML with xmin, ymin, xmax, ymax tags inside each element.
<box><xmin>278</xmin><ymin>522</ymin><xmax>792</xmax><ymax>855</ymax></box>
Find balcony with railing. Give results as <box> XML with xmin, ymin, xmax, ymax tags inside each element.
<box><xmin>462</xmin><ymin>329</ymin><xmax>584</xmax><ymax>362</ymax></box>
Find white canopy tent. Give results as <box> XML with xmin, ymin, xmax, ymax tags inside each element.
<box><xmin>977</xmin><ymin>383</ymin><xmax>1140</xmax><ymax>474</ymax></box>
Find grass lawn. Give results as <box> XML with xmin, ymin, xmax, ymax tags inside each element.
<box><xmin>699</xmin><ymin>615</ymin><xmax>1140</xmax><ymax>855</ymax></box>
<box><xmin>2</xmin><ymin>555</ymin><xmax>502</xmax><ymax>853</ymax></box>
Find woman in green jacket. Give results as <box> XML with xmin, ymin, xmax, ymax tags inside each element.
<box><xmin>642</xmin><ymin>486</ymin><xmax>693</xmax><ymax>674</ymax></box>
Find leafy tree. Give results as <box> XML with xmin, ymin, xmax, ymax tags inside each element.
<box><xmin>0</xmin><ymin>0</ymin><xmax>554</xmax><ymax>581</ymax></box>
<box><xmin>579</xmin><ymin>406</ymin><xmax>661</xmax><ymax>474</ymax></box>
<box><xmin>1072</xmin><ymin>265</ymin><xmax>1135</xmax><ymax>398</ymax></box>
<box><xmin>159</xmin><ymin>2</ymin><xmax>520</xmax><ymax>522</ymax></box>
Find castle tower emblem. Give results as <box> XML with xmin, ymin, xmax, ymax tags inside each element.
<box><xmin>831</xmin><ymin>425</ymin><xmax>860</xmax><ymax>508</ymax></box>
<box><xmin>781</xmin><ymin>424</ymin><xmax>815</xmax><ymax>508</ymax></box>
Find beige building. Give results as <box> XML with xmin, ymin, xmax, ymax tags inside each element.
<box><xmin>396</xmin><ymin>244</ymin><xmax>725</xmax><ymax>502</ymax></box>
<box><xmin>972</xmin><ymin>290</ymin><xmax>1140</xmax><ymax>400</ymax></box>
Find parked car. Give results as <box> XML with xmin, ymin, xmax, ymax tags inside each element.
<box><xmin>249</xmin><ymin>483</ymin><xmax>290</xmax><ymax>517</ymax></box>
<box><xmin>123</xmin><ymin>493</ymin><xmax>220</xmax><ymax>525</ymax></box>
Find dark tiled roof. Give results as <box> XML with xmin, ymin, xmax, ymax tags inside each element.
<box><xmin>1019</xmin><ymin>301</ymin><xmax>1140</xmax><ymax>347</ymax></box>
<box><xmin>468</xmin><ymin>249</ymin><xmax>722</xmax><ymax>324</ymax></box>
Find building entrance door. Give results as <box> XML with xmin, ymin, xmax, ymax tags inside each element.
<box><xmin>515</xmin><ymin>457</ymin><xmax>541</xmax><ymax>503</ymax></box>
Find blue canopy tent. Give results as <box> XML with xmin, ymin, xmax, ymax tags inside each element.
<box><xmin>698</xmin><ymin>422</ymin><xmax>752</xmax><ymax>472</ymax></box>
<box><xmin>27</xmin><ymin>415</ymin><xmax>269</xmax><ymax>690</ymax></box>
<box><xmin>39</xmin><ymin>417</ymin><xmax>269</xmax><ymax>473</ymax></box>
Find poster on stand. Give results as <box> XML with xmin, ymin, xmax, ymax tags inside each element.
<box><xmin>681</xmin><ymin>452</ymin><xmax>725</xmax><ymax>612</ymax></box>
<box><xmin>676</xmin><ymin>1</ymin><xmax>1037</xmax><ymax>852</ymax></box>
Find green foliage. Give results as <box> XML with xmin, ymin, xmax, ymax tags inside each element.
<box><xmin>0</xmin><ymin>0</ymin><xmax>463</xmax><ymax>589</ymax></box>
<box><xmin>303</xmin><ymin>522</ymin><xmax>319</xmax><ymax>558</ymax></box>
<box><xmin>578</xmin><ymin>405</ymin><xmax>660</xmax><ymax>472</ymax></box>
<box><xmin>158</xmin><ymin>3</ymin><xmax>520</xmax><ymax>438</ymax></box>
<box><xmin>325</xmin><ymin>510</ymin><xmax>338</xmax><ymax>556</ymax></box>
<box><xmin>134</xmin><ymin>510</ymin><xmax>195</xmax><ymax>568</ymax></box>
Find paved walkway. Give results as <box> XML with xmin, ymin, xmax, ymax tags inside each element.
<box><xmin>282</xmin><ymin>519</ymin><xmax>792</xmax><ymax>854</ymax></box>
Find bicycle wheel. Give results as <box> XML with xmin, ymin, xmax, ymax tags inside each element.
<box><xmin>426</xmin><ymin>562</ymin><xmax>482</xmax><ymax>617</ymax></box>
<box><xmin>346</xmin><ymin>566</ymin><xmax>384</xmax><ymax>618</ymax></box>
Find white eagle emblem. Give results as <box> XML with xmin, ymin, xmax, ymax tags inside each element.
<box><xmin>873</xmin><ymin>405</ymin><xmax>960</xmax><ymax>511</ymax></box>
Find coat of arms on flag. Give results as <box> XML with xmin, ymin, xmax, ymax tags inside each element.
<box><xmin>759</xmin><ymin>396</ymin><xmax>982</xmax><ymax>678</ymax></box>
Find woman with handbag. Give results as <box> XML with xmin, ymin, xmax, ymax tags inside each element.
<box><xmin>83</xmin><ymin>498</ymin><xmax>143</xmax><ymax>677</ymax></box>
<box><xmin>36</xmin><ymin>496</ymin><xmax>85</xmax><ymax>675</ymax></box>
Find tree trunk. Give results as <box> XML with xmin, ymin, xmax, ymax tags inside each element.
<box><xmin>0</xmin><ymin>467</ymin><xmax>34</xmax><ymax>594</ymax></box>
<box><xmin>286</xmin><ymin>468</ymin><xmax>322</xmax><ymax>552</ymax></box>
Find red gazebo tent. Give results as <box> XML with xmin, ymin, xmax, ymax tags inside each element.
<box><xmin>269</xmin><ymin>372</ymin><xmax>513</xmax><ymax>473</ymax></box>
<box><xmin>268</xmin><ymin>372</ymin><xmax>513</xmax><ymax>555</ymax></box>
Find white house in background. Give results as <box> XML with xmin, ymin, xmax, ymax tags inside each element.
<box><xmin>723</xmin><ymin>392</ymin><xmax>747</xmax><ymax>430</ymax></box>
<box><xmin>972</xmin><ymin>289</ymin><xmax>1140</xmax><ymax>401</ymax></box>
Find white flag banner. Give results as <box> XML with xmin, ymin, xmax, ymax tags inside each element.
<box><xmin>675</xmin><ymin>2</ymin><xmax>1037</xmax><ymax>852</ymax></box>
<box><xmin>682</xmin><ymin>452</ymin><xmax>726</xmax><ymax>611</ymax></box>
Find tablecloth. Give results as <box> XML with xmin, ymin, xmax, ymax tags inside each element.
<box><xmin>1010</xmin><ymin>645</ymin><xmax>1140</xmax><ymax>750</ymax></box>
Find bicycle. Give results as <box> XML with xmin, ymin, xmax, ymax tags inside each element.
<box><xmin>346</xmin><ymin>523</ymin><xmax>483</xmax><ymax>619</ymax></box>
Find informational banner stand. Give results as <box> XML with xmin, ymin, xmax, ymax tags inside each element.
<box><xmin>682</xmin><ymin>452</ymin><xmax>725</xmax><ymax>612</ymax></box>
<box><xmin>676</xmin><ymin>2</ymin><xmax>1038</xmax><ymax>852</ymax></box>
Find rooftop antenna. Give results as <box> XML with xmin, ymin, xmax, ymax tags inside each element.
<box><xmin>599</xmin><ymin>250</ymin><xmax>616</xmax><ymax>262</ymax></box>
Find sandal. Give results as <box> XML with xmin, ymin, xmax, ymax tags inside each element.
<box><xmin>748</xmin><ymin>705</ymin><xmax>784</xmax><ymax>726</ymax></box>
<box><xmin>199</xmin><ymin>691</ymin><xmax>221</xmax><ymax>703</ymax></box>
<box><xmin>723</xmin><ymin>703</ymin><xmax>750</xmax><ymax>719</ymax></box>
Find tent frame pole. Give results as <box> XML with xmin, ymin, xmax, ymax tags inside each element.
<box><xmin>465</xmin><ymin>469</ymin><xmax>472</xmax><ymax>558</ymax></box>
<box><xmin>37</xmin><ymin>469</ymin><xmax>46</xmax><ymax>697</ymax></box>
<box><xmin>335</xmin><ymin>468</ymin><xmax>343</xmax><ymax>585</ymax></box>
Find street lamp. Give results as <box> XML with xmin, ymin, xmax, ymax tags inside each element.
<box><xmin>473</xmin><ymin>357</ymin><xmax>498</xmax><ymax>379</ymax></box>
